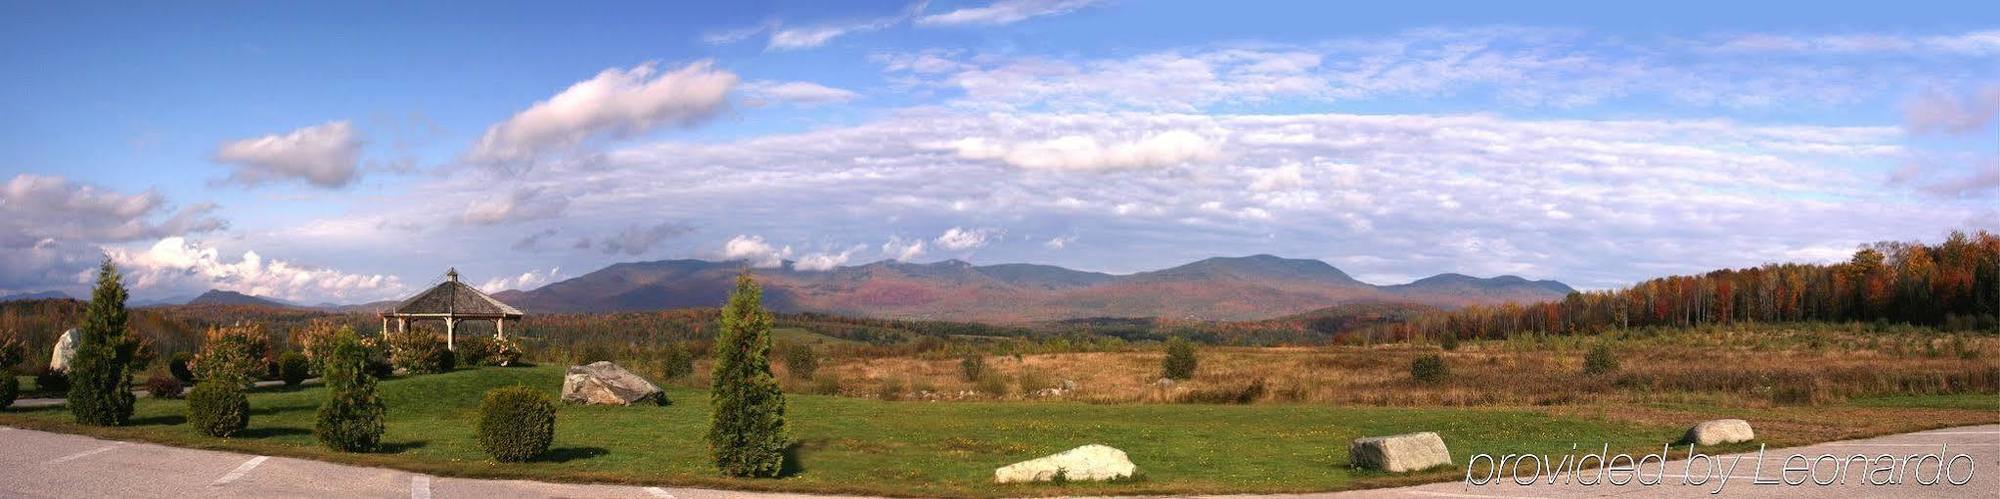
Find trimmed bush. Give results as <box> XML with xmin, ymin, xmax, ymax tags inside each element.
<box><xmin>278</xmin><ymin>352</ymin><xmax>310</xmax><ymax>387</ymax></box>
<box><xmin>1583</xmin><ymin>344</ymin><xmax>1619</xmax><ymax>376</ymax></box>
<box><xmin>1411</xmin><ymin>354</ymin><xmax>1449</xmax><ymax>384</ymax></box>
<box><xmin>456</xmin><ymin>335</ymin><xmax>497</xmax><ymax>367</ymax></box>
<box><xmin>145</xmin><ymin>372</ymin><xmax>184</xmax><ymax>399</ymax></box>
<box><xmin>69</xmin><ymin>259</ymin><xmax>137</xmax><ymax>426</ymax></box>
<box><xmin>193</xmin><ymin>324</ymin><xmax>269</xmax><ymax>386</ymax></box>
<box><xmin>1162</xmin><ymin>337</ymin><xmax>1198</xmax><ymax>381</ymax></box>
<box><xmin>317</xmin><ymin>331</ymin><xmax>386</xmax><ymax>452</ymax></box>
<box><xmin>387</xmin><ymin>332</ymin><xmax>453</xmax><ymax>374</ymax></box>
<box><xmin>168</xmin><ymin>352</ymin><xmax>196</xmax><ymax>384</ymax></box>
<box><xmin>493</xmin><ymin>337</ymin><xmax>526</xmax><ymax>367</ymax></box>
<box><xmin>476</xmin><ymin>386</ymin><xmax>557</xmax><ymax>462</ymax></box>
<box><xmin>783</xmin><ymin>345</ymin><xmax>818</xmax><ymax>380</ymax></box>
<box><xmin>959</xmin><ymin>353</ymin><xmax>987</xmax><ymax>382</ymax></box>
<box><xmin>1</xmin><ymin>374</ymin><xmax>17</xmax><ymax>409</ymax></box>
<box><xmin>708</xmin><ymin>271</ymin><xmax>789</xmax><ymax>478</ymax></box>
<box><xmin>186</xmin><ymin>380</ymin><xmax>248</xmax><ymax>437</ymax></box>
<box><xmin>34</xmin><ymin>367</ymin><xmax>68</xmax><ymax>395</ymax></box>
<box><xmin>289</xmin><ymin>320</ymin><xmax>343</xmax><ymax>372</ymax></box>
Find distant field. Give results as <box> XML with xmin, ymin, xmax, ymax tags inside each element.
<box><xmin>2</xmin><ymin>366</ymin><xmax>1996</xmax><ymax>496</ymax></box>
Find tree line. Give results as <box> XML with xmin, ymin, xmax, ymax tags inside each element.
<box><xmin>1382</xmin><ymin>231</ymin><xmax>2000</xmax><ymax>341</ymax></box>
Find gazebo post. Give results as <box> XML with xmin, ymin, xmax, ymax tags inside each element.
<box><xmin>445</xmin><ymin>317</ymin><xmax>456</xmax><ymax>351</ymax></box>
<box><xmin>496</xmin><ymin>319</ymin><xmax>506</xmax><ymax>341</ymax></box>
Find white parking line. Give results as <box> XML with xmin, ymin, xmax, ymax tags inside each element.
<box><xmin>210</xmin><ymin>456</ymin><xmax>269</xmax><ymax>487</ymax></box>
<box><xmin>411</xmin><ymin>475</ymin><xmax>431</xmax><ymax>499</ymax></box>
<box><xmin>645</xmin><ymin>486</ymin><xmax>676</xmax><ymax>498</ymax></box>
<box><xmin>45</xmin><ymin>444</ymin><xmax>121</xmax><ymax>464</ymax></box>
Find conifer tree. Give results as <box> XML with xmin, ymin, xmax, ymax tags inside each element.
<box><xmin>707</xmin><ymin>271</ymin><xmax>788</xmax><ymax>477</ymax></box>
<box><xmin>316</xmin><ymin>328</ymin><xmax>386</xmax><ymax>452</ymax></box>
<box><xmin>69</xmin><ymin>259</ymin><xmax>135</xmax><ymax>426</ymax></box>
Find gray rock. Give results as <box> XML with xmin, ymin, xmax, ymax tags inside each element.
<box><xmin>1350</xmin><ymin>431</ymin><xmax>1453</xmax><ymax>472</ymax></box>
<box><xmin>994</xmin><ymin>444</ymin><xmax>1136</xmax><ymax>483</ymax></box>
<box><xmin>1683</xmin><ymin>419</ymin><xmax>1755</xmax><ymax>446</ymax></box>
<box><xmin>48</xmin><ymin>328</ymin><xmax>78</xmax><ymax>372</ymax></box>
<box><xmin>560</xmin><ymin>361</ymin><xmax>664</xmax><ymax>406</ymax></box>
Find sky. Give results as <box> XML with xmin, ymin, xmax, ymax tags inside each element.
<box><xmin>2</xmin><ymin>0</ymin><xmax>1997</xmax><ymax>304</ymax></box>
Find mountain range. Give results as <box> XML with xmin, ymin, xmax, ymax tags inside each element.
<box><xmin>0</xmin><ymin>290</ymin><xmax>71</xmax><ymax>303</ymax></box>
<box><xmin>490</xmin><ymin>254</ymin><xmax>1575</xmax><ymax>323</ymax></box>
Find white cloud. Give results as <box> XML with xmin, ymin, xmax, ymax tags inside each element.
<box><xmin>479</xmin><ymin>267</ymin><xmax>562</xmax><ymax>293</ymax></box>
<box><xmin>916</xmin><ymin>0</ymin><xmax>1101</xmax><ymax>26</ymax></box>
<box><xmin>106</xmin><ymin>237</ymin><xmax>403</xmax><ymax>303</ymax></box>
<box><xmin>1904</xmin><ymin>85</ymin><xmax>2000</xmax><ymax>135</ymax></box>
<box><xmin>795</xmin><ymin>245</ymin><xmax>864</xmax><ymax>271</ymax></box>
<box><xmin>1044</xmin><ymin>236</ymin><xmax>1074</xmax><ymax>249</ymax></box>
<box><xmin>469</xmin><ymin>61</ymin><xmax>737</xmax><ymax>165</ymax></box>
<box><xmin>214</xmin><ymin>120</ymin><xmax>363</xmax><ymax>188</ymax></box>
<box><xmin>0</xmin><ymin>174</ymin><xmax>225</xmax><ymax>249</ymax></box>
<box><xmin>763</xmin><ymin>2</ymin><xmax>927</xmax><ymax>51</ymax></box>
<box><xmin>461</xmin><ymin>187</ymin><xmax>570</xmax><ymax>225</ymax></box>
<box><xmin>939</xmin><ymin>130</ymin><xmax>1220</xmax><ymax>170</ymax></box>
<box><xmin>1248</xmin><ymin>161</ymin><xmax>1305</xmax><ymax>192</ymax></box>
<box><xmin>722</xmin><ymin>235</ymin><xmax>790</xmax><ymax>268</ymax></box>
<box><xmin>934</xmin><ymin>227</ymin><xmax>999</xmax><ymax>250</ymax></box>
<box><xmin>881</xmin><ymin>236</ymin><xmax>927</xmax><ymax>261</ymax></box>
<box><xmin>742</xmin><ymin>80</ymin><xmax>860</xmax><ymax>105</ymax></box>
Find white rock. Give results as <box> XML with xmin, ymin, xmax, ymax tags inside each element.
<box><xmin>48</xmin><ymin>328</ymin><xmax>78</xmax><ymax>372</ymax></box>
<box><xmin>994</xmin><ymin>444</ymin><xmax>1136</xmax><ymax>483</ymax></box>
<box><xmin>560</xmin><ymin>361</ymin><xmax>664</xmax><ymax>406</ymax></box>
<box><xmin>1350</xmin><ymin>432</ymin><xmax>1453</xmax><ymax>472</ymax></box>
<box><xmin>1684</xmin><ymin>419</ymin><xmax>1755</xmax><ymax>446</ymax></box>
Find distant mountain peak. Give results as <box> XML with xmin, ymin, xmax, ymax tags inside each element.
<box><xmin>188</xmin><ymin>289</ymin><xmax>295</xmax><ymax>308</ymax></box>
<box><xmin>0</xmin><ymin>290</ymin><xmax>71</xmax><ymax>303</ymax></box>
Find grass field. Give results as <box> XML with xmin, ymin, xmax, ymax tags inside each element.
<box><xmin>2</xmin><ymin>366</ymin><xmax>1996</xmax><ymax>497</ymax></box>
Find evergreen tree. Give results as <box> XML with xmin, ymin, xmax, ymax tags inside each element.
<box><xmin>68</xmin><ymin>259</ymin><xmax>135</xmax><ymax>426</ymax></box>
<box><xmin>1162</xmin><ymin>336</ymin><xmax>1198</xmax><ymax>380</ymax></box>
<box><xmin>707</xmin><ymin>271</ymin><xmax>788</xmax><ymax>477</ymax></box>
<box><xmin>316</xmin><ymin>329</ymin><xmax>386</xmax><ymax>452</ymax></box>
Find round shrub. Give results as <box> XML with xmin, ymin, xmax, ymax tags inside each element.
<box><xmin>277</xmin><ymin>352</ymin><xmax>310</xmax><ymax>388</ymax></box>
<box><xmin>388</xmin><ymin>332</ymin><xmax>453</xmax><ymax>374</ymax></box>
<box><xmin>1411</xmin><ymin>354</ymin><xmax>1449</xmax><ymax>384</ymax></box>
<box><xmin>1</xmin><ymin>374</ymin><xmax>17</xmax><ymax>409</ymax></box>
<box><xmin>168</xmin><ymin>352</ymin><xmax>196</xmax><ymax>383</ymax></box>
<box><xmin>1583</xmin><ymin>344</ymin><xmax>1619</xmax><ymax>376</ymax></box>
<box><xmin>660</xmin><ymin>342</ymin><xmax>695</xmax><ymax>381</ymax></box>
<box><xmin>145</xmin><ymin>372</ymin><xmax>184</xmax><ymax>399</ymax></box>
<box><xmin>476</xmin><ymin>386</ymin><xmax>557</xmax><ymax>462</ymax></box>
<box><xmin>455</xmin><ymin>335</ymin><xmax>497</xmax><ymax>367</ymax></box>
<box><xmin>187</xmin><ymin>380</ymin><xmax>248</xmax><ymax>437</ymax></box>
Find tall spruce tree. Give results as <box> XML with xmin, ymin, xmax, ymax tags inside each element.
<box><xmin>69</xmin><ymin>258</ymin><xmax>135</xmax><ymax>426</ymax></box>
<box><xmin>707</xmin><ymin>270</ymin><xmax>788</xmax><ymax>477</ymax></box>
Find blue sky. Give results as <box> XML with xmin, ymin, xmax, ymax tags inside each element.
<box><xmin>2</xmin><ymin>0</ymin><xmax>1996</xmax><ymax>303</ymax></box>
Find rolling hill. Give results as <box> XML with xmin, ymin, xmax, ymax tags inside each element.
<box><xmin>186</xmin><ymin>289</ymin><xmax>296</xmax><ymax>308</ymax></box>
<box><xmin>493</xmin><ymin>255</ymin><xmax>1575</xmax><ymax>323</ymax></box>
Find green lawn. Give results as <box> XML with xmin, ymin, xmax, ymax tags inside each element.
<box><xmin>0</xmin><ymin>366</ymin><xmax>1954</xmax><ymax>497</ymax></box>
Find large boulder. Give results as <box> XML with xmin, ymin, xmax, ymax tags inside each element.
<box><xmin>994</xmin><ymin>444</ymin><xmax>1136</xmax><ymax>483</ymax></box>
<box><xmin>1683</xmin><ymin>419</ymin><xmax>1755</xmax><ymax>446</ymax></box>
<box><xmin>48</xmin><ymin>328</ymin><xmax>79</xmax><ymax>372</ymax></box>
<box><xmin>560</xmin><ymin>361</ymin><xmax>664</xmax><ymax>406</ymax></box>
<box><xmin>1350</xmin><ymin>431</ymin><xmax>1453</xmax><ymax>472</ymax></box>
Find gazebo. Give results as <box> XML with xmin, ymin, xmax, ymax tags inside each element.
<box><xmin>379</xmin><ymin>268</ymin><xmax>524</xmax><ymax>350</ymax></box>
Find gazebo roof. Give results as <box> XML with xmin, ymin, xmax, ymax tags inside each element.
<box><xmin>382</xmin><ymin>269</ymin><xmax>523</xmax><ymax>318</ymax></box>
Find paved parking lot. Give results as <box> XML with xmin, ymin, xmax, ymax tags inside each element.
<box><xmin>1</xmin><ymin>424</ymin><xmax>1993</xmax><ymax>498</ymax></box>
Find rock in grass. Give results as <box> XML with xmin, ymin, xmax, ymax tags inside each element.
<box><xmin>560</xmin><ymin>361</ymin><xmax>664</xmax><ymax>406</ymax></box>
<box><xmin>994</xmin><ymin>444</ymin><xmax>1136</xmax><ymax>483</ymax></box>
<box><xmin>1350</xmin><ymin>431</ymin><xmax>1452</xmax><ymax>472</ymax></box>
<box><xmin>48</xmin><ymin>328</ymin><xmax>78</xmax><ymax>372</ymax></box>
<box><xmin>1683</xmin><ymin>419</ymin><xmax>1755</xmax><ymax>446</ymax></box>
